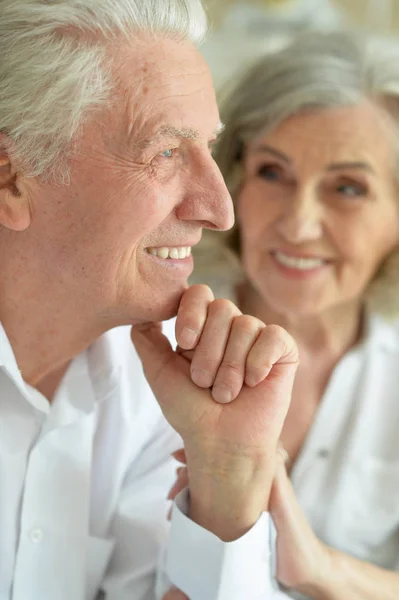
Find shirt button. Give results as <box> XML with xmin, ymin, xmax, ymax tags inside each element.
<box><xmin>317</xmin><ymin>449</ymin><xmax>330</xmax><ymax>459</ymax></box>
<box><xmin>29</xmin><ymin>528</ymin><xmax>44</xmax><ymax>544</ymax></box>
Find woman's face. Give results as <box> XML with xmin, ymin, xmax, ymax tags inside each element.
<box><xmin>237</xmin><ymin>103</ymin><xmax>399</xmax><ymax>317</ymax></box>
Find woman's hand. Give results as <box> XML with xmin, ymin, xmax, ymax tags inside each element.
<box><xmin>269</xmin><ymin>448</ymin><xmax>333</xmax><ymax>594</ymax></box>
<box><xmin>167</xmin><ymin>446</ymin><xmax>333</xmax><ymax>595</ymax></box>
<box><xmin>163</xmin><ymin>589</ymin><xmax>189</xmax><ymax>600</ymax></box>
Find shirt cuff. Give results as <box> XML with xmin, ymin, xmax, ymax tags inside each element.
<box><xmin>164</xmin><ymin>488</ymin><xmax>277</xmax><ymax>600</ymax></box>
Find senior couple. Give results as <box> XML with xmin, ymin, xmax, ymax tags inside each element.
<box><xmin>2</xmin><ymin>1</ymin><xmax>399</xmax><ymax>599</ymax></box>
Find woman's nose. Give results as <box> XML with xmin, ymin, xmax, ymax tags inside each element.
<box><xmin>275</xmin><ymin>188</ymin><xmax>323</xmax><ymax>244</ymax></box>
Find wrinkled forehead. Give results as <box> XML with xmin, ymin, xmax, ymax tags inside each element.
<box><xmin>107</xmin><ymin>35</ymin><xmax>217</xmax><ymax>142</ymax></box>
<box><xmin>252</xmin><ymin>103</ymin><xmax>395</xmax><ymax>173</ymax></box>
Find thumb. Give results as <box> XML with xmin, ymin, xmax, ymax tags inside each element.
<box><xmin>270</xmin><ymin>450</ymin><xmax>302</xmax><ymax>532</ymax></box>
<box><xmin>131</xmin><ymin>322</ymin><xmax>190</xmax><ymax>402</ymax></box>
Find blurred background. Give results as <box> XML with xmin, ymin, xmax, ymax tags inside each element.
<box><xmin>201</xmin><ymin>0</ymin><xmax>398</xmax><ymax>90</ymax></box>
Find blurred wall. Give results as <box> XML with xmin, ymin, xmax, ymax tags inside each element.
<box><xmin>205</xmin><ymin>0</ymin><xmax>399</xmax><ymax>32</ymax></box>
<box><xmin>334</xmin><ymin>0</ymin><xmax>399</xmax><ymax>30</ymax></box>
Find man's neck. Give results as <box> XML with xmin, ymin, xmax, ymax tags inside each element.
<box><xmin>0</xmin><ymin>273</ymin><xmax>106</xmax><ymax>397</ymax></box>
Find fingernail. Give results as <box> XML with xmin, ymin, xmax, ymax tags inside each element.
<box><xmin>191</xmin><ymin>368</ymin><xmax>213</xmax><ymax>388</ymax></box>
<box><xmin>245</xmin><ymin>375</ymin><xmax>259</xmax><ymax>387</ymax></box>
<box><xmin>180</xmin><ymin>327</ymin><xmax>198</xmax><ymax>349</ymax></box>
<box><xmin>212</xmin><ymin>385</ymin><xmax>232</xmax><ymax>404</ymax></box>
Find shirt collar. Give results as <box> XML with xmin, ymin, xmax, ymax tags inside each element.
<box><xmin>363</xmin><ymin>312</ymin><xmax>399</xmax><ymax>354</ymax></box>
<box><xmin>0</xmin><ymin>322</ymin><xmax>106</xmax><ymax>417</ymax></box>
<box><xmin>0</xmin><ymin>322</ymin><xmax>35</xmax><ymax>404</ymax></box>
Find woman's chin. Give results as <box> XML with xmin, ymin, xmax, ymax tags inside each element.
<box><xmin>265</xmin><ymin>293</ymin><xmax>327</xmax><ymax>319</ymax></box>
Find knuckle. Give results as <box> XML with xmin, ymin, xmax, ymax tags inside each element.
<box><xmin>208</xmin><ymin>297</ymin><xmax>239</xmax><ymax>317</ymax></box>
<box><xmin>190</xmin><ymin>283</ymin><xmax>215</xmax><ymax>301</ymax></box>
<box><xmin>233</xmin><ymin>314</ymin><xmax>264</xmax><ymax>334</ymax></box>
<box><xmin>264</xmin><ymin>323</ymin><xmax>286</xmax><ymax>340</ymax></box>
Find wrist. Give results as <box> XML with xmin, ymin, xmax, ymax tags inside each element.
<box><xmin>184</xmin><ymin>443</ymin><xmax>274</xmax><ymax>541</ymax></box>
<box><xmin>296</xmin><ymin>544</ymin><xmax>337</xmax><ymax>600</ymax></box>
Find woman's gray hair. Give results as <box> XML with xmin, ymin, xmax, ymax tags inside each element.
<box><xmin>0</xmin><ymin>0</ymin><xmax>207</xmax><ymax>181</ymax></box>
<box><xmin>208</xmin><ymin>30</ymin><xmax>399</xmax><ymax>317</ymax></box>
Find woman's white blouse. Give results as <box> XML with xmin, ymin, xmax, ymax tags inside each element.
<box><xmin>286</xmin><ymin>313</ymin><xmax>399</xmax><ymax>598</ymax></box>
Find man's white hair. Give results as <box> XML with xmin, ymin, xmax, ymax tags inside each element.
<box><xmin>0</xmin><ymin>0</ymin><xmax>207</xmax><ymax>181</ymax></box>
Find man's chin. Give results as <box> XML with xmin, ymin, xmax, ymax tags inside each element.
<box><xmin>132</xmin><ymin>286</ymin><xmax>187</xmax><ymax>325</ymax></box>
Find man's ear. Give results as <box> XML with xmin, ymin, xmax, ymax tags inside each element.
<box><xmin>0</xmin><ymin>146</ymin><xmax>31</xmax><ymax>232</ymax></box>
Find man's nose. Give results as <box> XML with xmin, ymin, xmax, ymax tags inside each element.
<box><xmin>177</xmin><ymin>153</ymin><xmax>235</xmax><ymax>231</ymax></box>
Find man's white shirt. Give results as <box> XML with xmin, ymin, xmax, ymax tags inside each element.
<box><xmin>0</xmin><ymin>320</ymin><xmax>284</xmax><ymax>600</ymax></box>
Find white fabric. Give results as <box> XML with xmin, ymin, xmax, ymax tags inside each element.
<box><xmin>285</xmin><ymin>313</ymin><xmax>399</xmax><ymax>599</ymax></box>
<box><xmin>0</xmin><ymin>319</ymin><xmax>284</xmax><ymax>600</ymax></box>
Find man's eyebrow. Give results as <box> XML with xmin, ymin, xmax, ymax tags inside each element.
<box><xmin>137</xmin><ymin>122</ymin><xmax>225</xmax><ymax>150</ymax></box>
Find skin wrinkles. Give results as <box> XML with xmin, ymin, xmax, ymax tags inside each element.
<box><xmin>0</xmin><ymin>34</ymin><xmax>233</xmax><ymax>386</ymax></box>
<box><xmin>252</xmin><ymin>145</ymin><xmax>377</xmax><ymax>175</ymax></box>
<box><xmin>239</xmin><ymin>103</ymin><xmax>399</xmax><ymax>322</ymax></box>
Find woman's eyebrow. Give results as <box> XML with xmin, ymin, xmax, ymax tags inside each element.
<box><xmin>252</xmin><ymin>144</ymin><xmax>291</xmax><ymax>163</ymax></box>
<box><xmin>327</xmin><ymin>161</ymin><xmax>376</xmax><ymax>174</ymax></box>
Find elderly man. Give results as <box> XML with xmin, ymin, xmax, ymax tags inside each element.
<box><xmin>0</xmin><ymin>1</ymin><xmax>298</xmax><ymax>599</ymax></box>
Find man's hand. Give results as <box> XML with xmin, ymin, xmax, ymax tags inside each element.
<box><xmin>132</xmin><ymin>285</ymin><xmax>299</xmax><ymax>541</ymax></box>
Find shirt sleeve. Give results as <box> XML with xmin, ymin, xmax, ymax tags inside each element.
<box><xmin>99</xmin><ymin>410</ymin><xmax>181</xmax><ymax>600</ymax></box>
<box><xmin>157</xmin><ymin>489</ymin><xmax>291</xmax><ymax>600</ymax></box>
<box><xmin>99</xmin><ymin>410</ymin><xmax>289</xmax><ymax>600</ymax></box>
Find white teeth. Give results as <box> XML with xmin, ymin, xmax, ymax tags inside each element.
<box><xmin>158</xmin><ymin>247</ymin><xmax>169</xmax><ymax>259</ymax></box>
<box><xmin>274</xmin><ymin>251</ymin><xmax>325</xmax><ymax>270</ymax></box>
<box><xmin>146</xmin><ymin>246</ymin><xmax>192</xmax><ymax>260</ymax></box>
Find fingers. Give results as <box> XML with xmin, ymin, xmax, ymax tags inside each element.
<box><xmin>163</xmin><ymin>588</ymin><xmax>189</xmax><ymax>600</ymax></box>
<box><xmin>167</xmin><ymin>466</ymin><xmax>189</xmax><ymax>501</ymax></box>
<box><xmin>189</xmin><ymin>298</ymin><xmax>241</xmax><ymax>397</ymax></box>
<box><xmin>172</xmin><ymin>449</ymin><xmax>187</xmax><ymax>464</ymax></box>
<box><xmin>269</xmin><ymin>446</ymin><xmax>298</xmax><ymax>524</ymax></box>
<box><xmin>210</xmin><ymin>314</ymin><xmax>264</xmax><ymax>403</ymax></box>
<box><xmin>175</xmin><ymin>285</ymin><xmax>214</xmax><ymax>350</ymax></box>
<box><xmin>245</xmin><ymin>324</ymin><xmax>298</xmax><ymax>388</ymax></box>
<box><xmin>277</xmin><ymin>441</ymin><xmax>291</xmax><ymax>469</ymax></box>
<box><xmin>176</xmin><ymin>286</ymin><xmax>298</xmax><ymax>407</ymax></box>
<box><xmin>168</xmin><ymin>462</ymin><xmax>189</xmax><ymax>521</ymax></box>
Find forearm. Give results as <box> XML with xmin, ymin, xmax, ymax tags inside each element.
<box><xmin>300</xmin><ymin>547</ymin><xmax>399</xmax><ymax>600</ymax></box>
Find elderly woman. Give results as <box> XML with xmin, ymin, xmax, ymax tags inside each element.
<box><xmin>171</xmin><ymin>31</ymin><xmax>399</xmax><ymax>599</ymax></box>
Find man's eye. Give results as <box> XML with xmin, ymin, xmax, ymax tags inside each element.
<box><xmin>159</xmin><ymin>148</ymin><xmax>176</xmax><ymax>159</ymax></box>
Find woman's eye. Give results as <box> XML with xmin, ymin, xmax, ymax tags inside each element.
<box><xmin>257</xmin><ymin>164</ymin><xmax>282</xmax><ymax>182</ymax></box>
<box><xmin>336</xmin><ymin>182</ymin><xmax>367</xmax><ymax>197</ymax></box>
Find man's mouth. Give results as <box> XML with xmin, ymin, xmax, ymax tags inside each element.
<box><xmin>146</xmin><ymin>246</ymin><xmax>192</xmax><ymax>260</ymax></box>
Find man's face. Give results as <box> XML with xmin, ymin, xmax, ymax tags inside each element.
<box><xmin>25</xmin><ymin>35</ymin><xmax>233</xmax><ymax>326</ymax></box>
